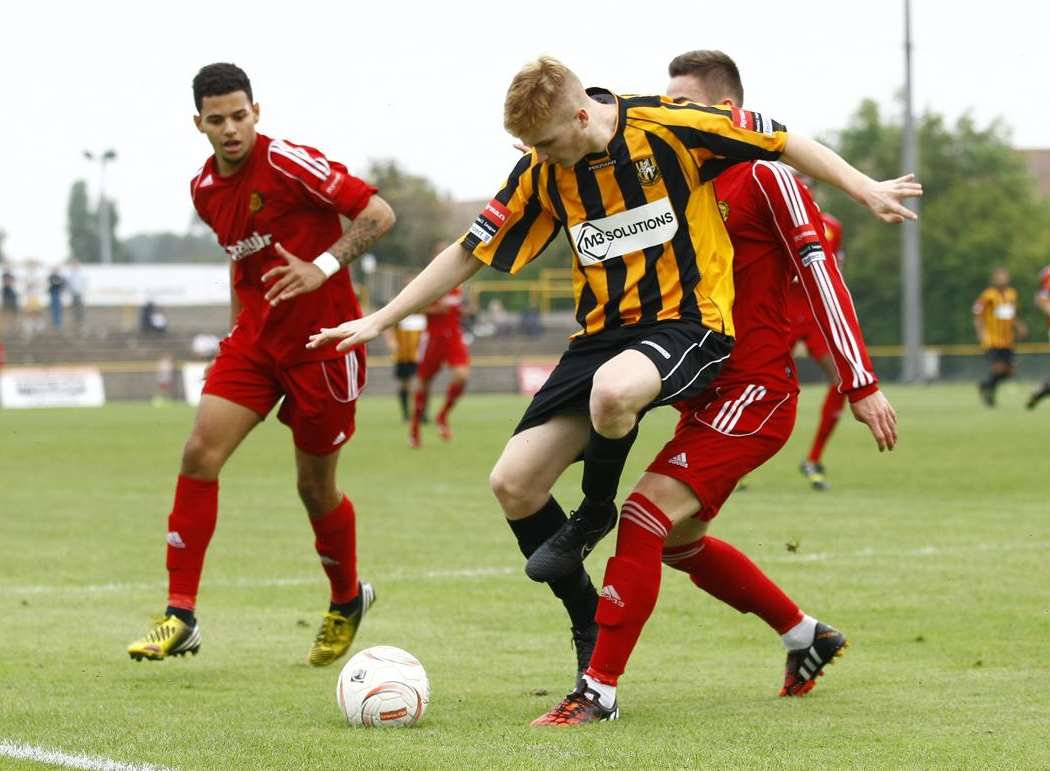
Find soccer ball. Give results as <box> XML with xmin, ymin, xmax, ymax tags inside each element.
<box><xmin>336</xmin><ymin>645</ymin><xmax>430</xmax><ymax>727</ymax></box>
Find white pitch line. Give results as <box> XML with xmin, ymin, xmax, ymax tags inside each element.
<box><xmin>0</xmin><ymin>740</ymin><xmax>174</xmax><ymax>771</ymax></box>
<box><xmin>1</xmin><ymin>541</ymin><xmax>1047</xmax><ymax>599</ymax></box>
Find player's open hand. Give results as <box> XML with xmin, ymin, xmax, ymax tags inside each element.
<box><xmin>263</xmin><ymin>243</ymin><xmax>327</xmax><ymax>306</ymax></box>
<box><xmin>307</xmin><ymin>314</ymin><xmax>384</xmax><ymax>352</ymax></box>
<box><xmin>850</xmin><ymin>389</ymin><xmax>898</xmax><ymax>452</ymax></box>
<box><xmin>861</xmin><ymin>174</ymin><xmax>923</xmax><ymax>224</ymax></box>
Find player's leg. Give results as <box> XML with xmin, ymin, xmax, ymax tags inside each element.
<box><xmin>396</xmin><ymin>367</ymin><xmax>412</xmax><ymax>422</ymax></box>
<box><xmin>281</xmin><ymin>351</ymin><xmax>373</xmax><ymax>666</ymax></box>
<box><xmin>801</xmin><ymin>354</ymin><xmax>843</xmax><ymax>490</ymax></box>
<box><xmin>128</xmin><ymin>394</ymin><xmax>262</xmax><ymax>661</ymax></box>
<box><xmin>1027</xmin><ymin>376</ymin><xmax>1050</xmax><ymax>409</ymax></box>
<box><xmin>979</xmin><ymin>349</ymin><xmax>1011</xmax><ymax>406</ymax></box>
<box><xmin>528</xmin><ymin>324</ymin><xmax>734</xmax><ymax>583</ymax></box>
<box><xmin>411</xmin><ymin>338</ymin><xmax>441</xmax><ymax>447</ymax></box>
<box><xmin>489</xmin><ymin>413</ymin><xmax>600</xmax><ymax>676</ymax></box>
<box><xmin>436</xmin><ymin>358</ymin><xmax>470</xmax><ymax>442</ymax></box>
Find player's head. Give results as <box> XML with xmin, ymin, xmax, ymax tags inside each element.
<box><xmin>991</xmin><ymin>266</ymin><xmax>1010</xmax><ymax>288</ymax></box>
<box><xmin>504</xmin><ymin>57</ymin><xmax>593</xmax><ymax>167</ymax></box>
<box><xmin>192</xmin><ymin>63</ymin><xmax>259</xmax><ymax>169</ymax></box>
<box><xmin>666</xmin><ymin>50</ymin><xmax>744</xmax><ymax>107</ymax></box>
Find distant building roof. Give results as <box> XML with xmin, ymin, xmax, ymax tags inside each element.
<box><xmin>1019</xmin><ymin>148</ymin><xmax>1050</xmax><ymax>197</ymax></box>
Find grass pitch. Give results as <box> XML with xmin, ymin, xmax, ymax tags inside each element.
<box><xmin>1</xmin><ymin>383</ymin><xmax>1048</xmax><ymax>770</ymax></box>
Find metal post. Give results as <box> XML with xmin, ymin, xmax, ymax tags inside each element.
<box><xmin>901</xmin><ymin>0</ymin><xmax>924</xmax><ymax>381</ymax></box>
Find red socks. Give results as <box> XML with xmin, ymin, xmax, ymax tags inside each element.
<box><xmin>440</xmin><ymin>380</ymin><xmax>466</xmax><ymax>417</ymax></box>
<box><xmin>410</xmin><ymin>385</ymin><xmax>428</xmax><ymax>433</ymax></box>
<box><xmin>309</xmin><ymin>496</ymin><xmax>359</xmax><ymax>604</ymax></box>
<box><xmin>586</xmin><ymin>493</ymin><xmax>671</xmax><ymax>685</ymax></box>
<box><xmin>663</xmin><ymin>536</ymin><xmax>802</xmax><ymax>634</ymax></box>
<box><xmin>807</xmin><ymin>385</ymin><xmax>846</xmax><ymax>464</ymax></box>
<box><xmin>166</xmin><ymin>475</ymin><xmax>218</xmax><ymax>612</ymax></box>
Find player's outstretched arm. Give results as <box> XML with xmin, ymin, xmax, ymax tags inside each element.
<box><xmin>850</xmin><ymin>389</ymin><xmax>898</xmax><ymax>452</ymax></box>
<box><xmin>264</xmin><ymin>195</ymin><xmax>396</xmax><ymax>306</ymax></box>
<box><xmin>307</xmin><ymin>242</ymin><xmax>484</xmax><ymax>353</ymax></box>
<box><xmin>781</xmin><ymin>135</ymin><xmax>922</xmax><ymax>224</ymax></box>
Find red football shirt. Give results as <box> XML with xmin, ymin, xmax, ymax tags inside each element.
<box><xmin>680</xmin><ymin>161</ymin><xmax>877</xmax><ymax>407</ymax></box>
<box><xmin>1039</xmin><ymin>264</ymin><xmax>1050</xmax><ymax>331</ymax></box>
<box><xmin>785</xmin><ymin>210</ymin><xmax>844</xmax><ymax>327</ymax></box>
<box><xmin>191</xmin><ymin>133</ymin><xmax>376</xmax><ymax>364</ymax></box>
<box><xmin>426</xmin><ymin>287</ymin><xmax>464</xmax><ymax>337</ymax></box>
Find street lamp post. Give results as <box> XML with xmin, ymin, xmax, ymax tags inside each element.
<box><xmin>83</xmin><ymin>149</ymin><xmax>118</xmax><ymax>264</ymax></box>
<box><xmin>901</xmin><ymin>0</ymin><xmax>924</xmax><ymax>381</ymax></box>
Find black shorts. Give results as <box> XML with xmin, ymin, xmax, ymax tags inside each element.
<box><xmin>515</xmin><ymin>320</ymin><xmax>734</xmax><ymax>434</ymax></box>
<box><xmin>986</xmin><ymin>348</ymin><xmax>1015</xmax><ymax>367</ymax></box>
<box><xmin>394</xmin><ymin>361</ymin><xmax>418</xmax><ymax>380</ymax></box>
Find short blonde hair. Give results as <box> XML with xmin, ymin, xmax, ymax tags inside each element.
<box><xmin>504</xmin><ymin>56</ymin><xmax>583</xmax><ymax>137</ymax></box>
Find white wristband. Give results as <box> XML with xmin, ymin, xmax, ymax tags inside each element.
<box><xmin>312</xmin><ymin>252</ymin><xmax>341</xmax><ymax>279</ymax></box>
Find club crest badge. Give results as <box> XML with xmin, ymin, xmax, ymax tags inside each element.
<box><xmin>634</xmin><ymin>156</ymin><xmax>661</xmax><ymax>187</ymax></box>
<box><xmin>249</xmin><ymin>191</ymin><xmax>264</xmax><ymax>214</ymax></box>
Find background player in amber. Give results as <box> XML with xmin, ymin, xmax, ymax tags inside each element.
<box><xmin>385</xmin><ymin>303</ymin><xmax>426</xmax><ymax>422</ymax></box>
<box><xmin>792</xmin><ymin>211</ymin><xmax>848</xmax><ymax>490</ymax></box>
<box><xmin>1026</xmin><ymin>264</ymin><xmax>1050</xmax><ymax>409</ymax></box>
<box><xmin>974</xmin><ymin>266</ymin><xmax>1026</xmax><ymax>406</ymax></box>
<box><xmin>409</xmin><ymin>275</ymin><xmax>472</xmax><ymax>448</ymax></box>
<box><xmin>127</xmin><ymin>63</ymin><xmax>395</xmax><ymax>667</ymax></box>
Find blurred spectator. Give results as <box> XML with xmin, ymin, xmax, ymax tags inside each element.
<box><xmin>21</xmin><ymin>261</ymin><xmax>45</xmax><ymax>335</ymax></box>
<box><xmin>486</xmin><ymin>297</ymin><xmax>515</xmax><ymax>336</ymax></box>
<box><xmin>519</xmin><ymin>306</ymin><xmax>543</xmax><ymax>337</ymax></box>
<box><xmin>66</xmin><ymin>259</ymin><xmax>87</xmax><ymax>329</ymax></box>
<box><xmin>47</xmin><ymin>266</ymin><xmax>67</xmax><ymax>329</ymax></box>
<box><xmin>153</xmin><ymin>354</ymin><xmax>176</xmax><ymax>406</ymax></box>
<box><xmin>140</xmin><ymin>299</ymin><xmax>169</xmax><ymax>335</ymax></box>
<box><xmin>1</xmin><ymin>265</ymin><xmax>18</xmax><ymax>335</ymax></box>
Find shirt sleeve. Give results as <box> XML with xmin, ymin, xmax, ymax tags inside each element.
<box><xmin>973</xmin><ymin>290</ymin><xmax>990</xmax><ymax>316</ymax></box>
<box><xmin>268</xmin><ymin>139</ymin><xmax>377</xmax><ymax>218</ymax></box>
<box><xmin>459</xmin><ymin>153</ymin><xmax>561</xmax><ymax>274</ymax></box>
<box><xmin>752</xmin><ymin>161</ymin><xmax>878</xmax><ymax>402</ymax></box>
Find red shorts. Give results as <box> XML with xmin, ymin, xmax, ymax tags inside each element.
<box><xmin>790</xmin><ymin>317</ymin><xmax>830</xmax><ymax>360</ymax></box>
<box><xmin>202</xmin><ymin>331</ymin><xmax>366</xmax><ymax>456</ymax></box>
<box><xmin>649</xmin><ymin>385</ymin><xmax>797</xmax><ymax>520</ymax></box>
<box><xmin>416</xmin><ymin>330</ymin><xmax>470</xmax><ymax>380</ymax></box>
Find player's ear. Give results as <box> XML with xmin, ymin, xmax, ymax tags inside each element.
<box><xmin>575</xmin><ymin>107</ymin><xmax>589</xmax><ymax>128</ymax></box>
<box><xmin>252</xmin><ymin>103</ymin><xmax>261</xmax><ymax>123</ymax></box>
<box><xmin>193</xmin><ymin>114</ymin><xmax>204</xmax><ymax>133</ymax></box>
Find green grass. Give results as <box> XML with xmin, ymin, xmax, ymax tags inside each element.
<box><xmin>1</xmin><ymin>383</ymin><xmax>1048</xmax><ymax>770</ymax></box>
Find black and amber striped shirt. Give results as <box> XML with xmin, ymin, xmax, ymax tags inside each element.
<box><xmin>973</xmin><ymin>286</ymin><xmax>1019</xmax><ymax>349</ymax></box>
<box><xmin>461</xmin><ymin>89</ymin><xmax>788</xmax><ymax>337</ymax></box>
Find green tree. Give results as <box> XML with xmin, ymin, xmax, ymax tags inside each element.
<box><xmin>66</xmin><ymin>180</ymin><xmax>129</xmax><ymax>262</ymax></box>
<box><xmin>67</xmin><ymin>180</ymin><xmax>97</xmax><ymax>263</ymax></box>
<box><xmin>364</xmin><ymin>159</ymin><xmax>459</xmax><ymax>266</ymax></box>
<box><xmin>816</xmin><ymin>101</ymin><xmax>1050</xmax><ymax>345</ymax></box>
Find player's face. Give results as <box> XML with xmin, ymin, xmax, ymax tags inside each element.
<box><xmin>194</xmin><ymin>91</ymin><xmax>260</xmax><ymax>172</ymax></box>
<box><xmin>992</xmin><ymin>268</ymin><xmax>1010</xmax><ymax>288</ymax></box>
<box><xmin>666</xmin><ymin>74</ymin><xmax>734</xmax><ymax>107</ymax></box>
<box><xmin>522</xmin><ymin>109</ymin><xmax>590</xmax><ymax>167</ymax></box>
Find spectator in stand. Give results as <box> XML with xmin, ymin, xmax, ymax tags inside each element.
<box><xmin>66</xmin><ymin>259</ymin><xmax>87</xmax><ymax>329</ymax></box>
<box><xmin>47</xmin><ymin>266</ymin><xmax>67</xmax><ymax>329</ymax></box>
<box><xmin>21</xmin><ymin>261</ymin><xmax>45</xmax><ymax>335</ymax></box>
<box><xmin>1</xmin><ymin>265</ymin><xmax>18</xmax><ymax>336</ymax></box>
<box><xmin>141</xmin><ymin>299</ymin><xmax>169</xmax><ymax>335</ymax></box>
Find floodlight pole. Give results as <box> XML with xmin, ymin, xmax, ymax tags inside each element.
<box><xmin>901</xmin><ymin>0</ymin><xmax>924</xmax><ymax>381</ymax></box>
<box><xmin>84</xmin><ymin>149</ymin><xmax>118</xmax><ymax>264</ymax></box>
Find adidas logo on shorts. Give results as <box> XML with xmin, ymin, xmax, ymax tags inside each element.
<box><xmin>668</xmin><ymin>452</ymin><xmax>689</xmax><ymax>469</ymax></box>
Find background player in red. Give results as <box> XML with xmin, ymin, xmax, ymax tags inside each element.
<box><xmin>409</xmin><ymin>258</ymin><xmax>472</xmax><ymax>447</ymax></box>
<box><xmin>1026</xmin><ymin>264</ymin><xmax>1050</xmax><ymax>409</ymax></box>
<box><xmin>127</xmin><ymin>63</ymin><xmax>395</xmax><ymax>666</ymax></box>
<box><xmin>534</xmin><ymin>49</ymin><xmax>902</xmax><ymax>726</ymax></box>
<box><xmin>789</xmin><ymin>210</ymin><xmax>849</xmax><ymax>489</ymax></box>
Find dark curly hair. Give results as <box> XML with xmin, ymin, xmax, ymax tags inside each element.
<box><xmin>193</xmin><ymin>63</ymin><xmax>253</xmax><ymax>112</ymax></box>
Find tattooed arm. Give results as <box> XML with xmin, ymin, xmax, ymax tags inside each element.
<box><xmin>262</xmin><ymin>194</ymin><xmax>396</xmax><ymax>306</ymax></box>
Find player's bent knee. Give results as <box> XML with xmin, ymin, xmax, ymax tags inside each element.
<box><xmin>180</xmin><ymin>434</ymin><xmax>224</xmax><ymax>478</ymax></box>
<box><xmin>595</xmin><ymin>556</ymin><xmax>659</xmax><ymax>628</ymax></box>
<box><xmin>489</xmin><ymin>465</ymin><xmax>545</xmax><ymax>516</ymax></box>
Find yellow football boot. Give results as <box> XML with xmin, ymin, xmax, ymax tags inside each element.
<box><xmin>308</xmin><ymin>581</ymin><xmax>375</xmax><ymax>667</ymax></box>
<box><xmin>128</xmin><ymin>615</ymin><xmax>201</xmax><ymax>661</ymax></box>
